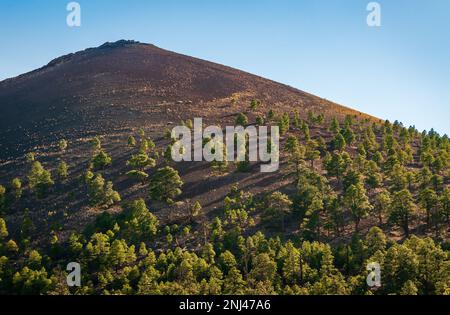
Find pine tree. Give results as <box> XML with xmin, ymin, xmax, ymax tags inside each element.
<box><xmin>382</xmin><ymin>243</ymin><xmax>418</xmax><ymax>294</ymax></box>
<box><xmin>419</xmin><ymin>188</ymin><xmax>438</xmax><ymax>228</ymax></box>
<box><xmin>400</xmin><ymin>280</ymin><xmax>418</xmax><ymax>295</ymax></box>
<box><xmin>289</xmin><ymin>144</ymin><xmax>306</xmax><ymax>183</ymax></box>
<box><xmin>6</xmin><ymin>239</ymin><xmax>19</xmax><ymax>253</ymax></box>
<box><xmin>87</xmin><ymin>174</ymin><xmax>120</xmax><ymax>207</ymax></box>
<box><xmin>0</xmin><ymin>217</ymin><xmax>8</xmax><ymax>240</ymax></box>
<box><xmin>126</xmin><ymin>170</ymin><xmax>149</xmax><ymax>184</ymax></box>
<box><xmin>58</xmin><ymin>139</ymin><xmax>68</xmax><ymax>152</ymax></box>
<box><xmin>293</xmin><ymin>110</ymin><xmax>300</xmax><ymax>129</ymax></box>
<box><xmin>285</xmin><ymin>136</ymin><xmax>299</xmax><ymax>153</ymax></box>
<box><xmin>389</xmin><ymin>164</ymin><xmax>408</xmax><ymax>192</ymax></box>
<box><xmin>342</xmin><ymin>125</ymin><xmax>356</xmax><ymax>146</ymax></box>
<box><xmin>365</xmin><ymin>161</ymin><xmax>382</xmax><ymax>190</ymax></box>
<box><xmin>103</xmin><ymin>181</ymin><xmax>121</xmax><ymax>207</ymax></box>
<box><xmin>255</xmin><ymin>116</ymin><xmax>265</xmax><ymax>125</ymax></box>
<box><xmin>250</xmin><ymin>99</ymin><xmax>261</xmax><ymax>111</ymax></box>
<box><xmin>343</xmin><ymin>181</ymin><xmax>372</xmax><ymax>232</ymax></box>
<box><xmin>343</xmin><ymin>169</ymin><xmax>361</xmax><ymax>192</ymax></box>
<box><xmin>279</xmin><ymin>113</ymin><xmax>290</xmax><ymax>135</ymax></box>
<box><xmin>138</xmin><ymin>128</ymin><xmax>146</xmax><ymax>138</ymax></box>
<box><xmin>11</xmin><ymin>178</ymin><xmax>22</xmax><ymax>199</ymax></box>
<box><xmin>374</xmin><ymin>189</ymin><xmax>391</xmax><ymax>226</ymax></box>
<box><xmin>91</xmin><ymin>137</ymin><xmax>102</xmax><ymax>151</ymax></box>
<box><xmin>235</xmin><ymin>113</ymin><xmax>248</xmax><ymax>126</ymax></box>
<box><xmin>127</xmin><ymin>135</ymin><xmax>136</xmax><ymax>147</ymax></box>
<box><xmin>185</xmin><ymin>119</ymin><xmax>194</xmax><ymax>130</ymax></box>
<box><xmin>12</xmin><ymin>266</ymin><xmax>52</xmax><ymax>294</ymax></box>
<box><xmin>265</xmin><ymin>191</ymin><xmax>292</xmax><ymax>231</ymax></box>
<box><xmin>248</xmin><ymin>253</ymin><xmax>277</xmax><ymax>283</ymax></box>
<box><xmin>87</xmin><ymin>174</ymin><xmax>106</xmax><ymax>205</ymax></box>
<box><xmin>301</xmin><ymin>194</ymin><xmax>324</xmax><ymax>241</ymax></box>
<box><xmin>92</xmin><ymin>150</ymin><xmax>112</xmax><ymax>170</ymax></box>
<box><xmin>57</xmin><ymin>161</ymin><xmax>69</xmax><ymax>181</ymax></box>
<box><xmin>20</xmin><ymin>210</ymin><xmax>34</xmax><ymax>242</ymax></box>
<box><xmin>121</xmin><ymin>199</ymin><xmax>159</xmax><ymax>243</ymax></box>
<box><xmin>218</xmin><ymin>250</ymin><xmax>237</xmax><ymax>274</ymax></box>
<box><xmin>330</xmin><ymin>118</ymin><xmax>340</xmax><ymax>134</ymax></box>
<box><xmin>188</xmin><ymin>201</ymin><xmax>202</xmax><ymax>223</ymax></box>
<box><xmin>332</xmin><ymin>133</ymin><xmax>346</xmax><ymax>151</ymax></box>
<box><xmin>389</xmin><ymin>189</ymin><xmax>416</xmax><ymax>237</ymax></box>
<box><xmin>223</xmin><ymin>267</ymin><xmax>246</xmax><ymax>294</ymax></box>
<box><xmin>305</xmin><ymin>140</ymin><xmax>320</xmax><ymax>170</ymax></box>
<box><xmin>364</xmin><ymin>227</ymin><xmax>387</xmax><ymax>257</ymax></box>
<box><xmin>26</xmin><ymin>152</ymin><xmax>35</xmax><ymax>163</ymax></box>
<box><xmin>127</xmin><ymin>153</ymin><xmax>156</xmax><ymax>171</ymax></box>
<box><xmin>149</xmin><ymin>167</ymin><xmax>183</xmax><ymax>203</ymax></box>
<box><xmin>27</xmin><ymin>161</ymin><xmax>54</xmax><ymax>198</ymax></box>
<box><xmin>302</xmin><ymin>123</ymin><xmax>311</xmax><ymax>141</ymax></box>
<box><xmin>211</xmin><ymin>140</ymin><xmax>228</xmax><ymax>173</ymax></box>
<box><xmin>325</xmin><ymin>152</ymin><xmax>346</xmax><ymax>183</ymax></box>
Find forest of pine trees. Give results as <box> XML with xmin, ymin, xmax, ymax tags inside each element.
<box><xmin>0</xmin><ymin>107</ymin><xmax>449</xmax><ymax>295</ymax></box>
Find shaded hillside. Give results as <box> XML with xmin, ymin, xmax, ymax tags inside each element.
<box><xmin>0</xmin><ymin>40</ymin><xmax>373</xmax><ymax>161</ymax></box>
<box><xmin>0</xmin><ymin>41</ymin><xmax>449</xmax><ymax>296</ymax></box>
<box><xmin>0</xmin><ymin>40</ymin><xmax>382</xmax><ymax>244</ymax></box>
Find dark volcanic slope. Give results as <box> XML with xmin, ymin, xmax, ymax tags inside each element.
<box><xmin>0</xmin><ymin>40</ymin><xmax>373</xmax><ymax>160</ymax></box>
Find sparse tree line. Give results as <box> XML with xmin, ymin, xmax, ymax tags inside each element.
<box><xmin>0</xmin><ymin>102</ymin><xmax>449</xmax><ymax>295</ymax></box>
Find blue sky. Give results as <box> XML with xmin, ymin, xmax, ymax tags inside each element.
<box><xmin>1</xmin><ymin>0</ymin><xmax>449</xmax><ymax>134</ymax></box>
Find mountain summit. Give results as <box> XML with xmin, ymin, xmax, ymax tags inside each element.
<box><xmin>0</xmin><ymin>40</ymin><xmax>372</xmax><ymax>160</ymax></box>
